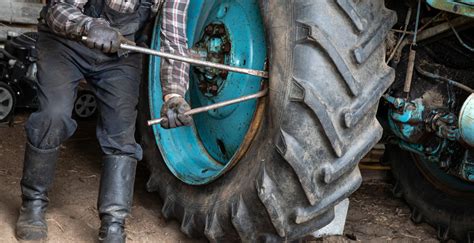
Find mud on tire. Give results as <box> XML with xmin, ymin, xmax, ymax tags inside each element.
<box><xmin>139</xmin><ymin>0</ymin><xmax>396</xmax><ymax>241</ymax></box>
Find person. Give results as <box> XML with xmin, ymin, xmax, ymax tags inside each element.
<box><xmin>15</xmin><ymin>0</ymin><xmax>193</xmax><ymax>242</ymax></box>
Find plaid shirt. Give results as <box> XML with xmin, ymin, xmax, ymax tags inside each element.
<box><xmin>45</xmin><ymin>0</ymin><xmax>190</xmax><ymax>97</ymax></box>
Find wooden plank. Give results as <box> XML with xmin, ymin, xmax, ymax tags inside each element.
<box><xmin>0</xmin><ymin>1</ymin><xmax>43</xmax><ymax>25</ymax></box>
<box><xmin>0</xmin><ymin>25</ymin><xmax>37</xmax><ymax>42</ymax></box>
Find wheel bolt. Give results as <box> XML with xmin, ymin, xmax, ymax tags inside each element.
<box><xmin>199</xmin><ymin>82</ymin><xmax>207</xmax><ymax>92</ymax></box>
<box><xmin>220</xmin><ymin>70</ymin><xmax>229</xmax><ymax>79</ymax></box>
<box><xmin>217</xmin><ymin>25</ymin><xmax>226</xmax><ymax>35</ymax></box>
<box><xmin>205</xmin><ymin>25</ymin><xmax>214</xmax><ymax>35</ymax></box>
<box><xmin>210</xmin><ymin>85</ymin><xmax>219</xmax><ymax>95</ymax></box>
<box><xmin>222</xmin><ymin>42</ymin><xmax>231</xmax><ymax>53</ymax></box>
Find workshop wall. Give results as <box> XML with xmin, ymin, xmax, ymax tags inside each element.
<box><xmin>0</xmin><ymin>0</ymin><xmax>44</xmax><ymax>43</ymax></box>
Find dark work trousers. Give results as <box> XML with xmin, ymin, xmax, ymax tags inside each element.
<box><xmin>26</xmin><ymin>31</ymin><xmax>143</xmax><ymax>160</ymax></box>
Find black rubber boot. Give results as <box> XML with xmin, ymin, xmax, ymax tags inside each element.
<box><xmin>16</xmin><ymin>143</ymin><xmax>59</xmax><ymax>241</ymax></box>
<box><xmin>98</xmin><ymin>155</ymin><xmax>137</xmax><ymax>243</ymax></box>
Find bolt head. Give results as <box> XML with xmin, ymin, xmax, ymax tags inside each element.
<box><xmin>222</xmin><ymin>42</ymin><xmax>231</xmax><ymax>53</ymax></box>
<box><xmin>205</xmin><ymin>25</ymin><xmax>214</xmax><ymax>35</ymax></box>
<box><xmin>217</xmin><ymin>26</ymin><xmax>226</xmax><ymax>35</ymax></box>
<box><xmin>210</xmin><ymin>85</ymin><xmax>219</xmax><ymax>95</ymax></box>
<box><xmin>220</xmin><ymin>70</ymin><xmax>229</xmax><ymax>79</ymax></box>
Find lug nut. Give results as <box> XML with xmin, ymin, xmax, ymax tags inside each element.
<box><xmin>222</xmin><ymin>42</ymin><xmax>231</xmax><ymax>53</ymax></box>
<box><xmin>220</xmin><ymin>70</ymin><xmax>229</xmax><ymax>79</ymax></box>
<box><xmin>210</xmin><ymin>85</ymin><xmax>219</xmax><ymax>95</ymax></box>
<box><xmin>217</xmin><ymin>25</ymin><xmax>226</xmax><ymax>35</ymax></box>
<box><xmin>198</xmin><ymin>82</ymin><xmax>207</xmax><ymax>92</ymax></box>
<box><xmin>205</xmin><ymin>25</ymin><xmax>214</xmax><ymax>35</ymax></box>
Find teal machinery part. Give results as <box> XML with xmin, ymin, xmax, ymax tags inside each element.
<box><xmin>148</xmin><ymin>0</ymin><xmax>266</xmax><ymax>185</ymax></box>
<box><xmin>385</xmin><ymin>95</ymin><xmax>426</xmax><ymax>143</ymax></box>
<box><xmin>426</xmin><ymin>0</ymin><xmax>474</xmax><ymax>17</ymax></box>
<box><xmin>387</xmin><ymin>94</ymin><xmax>474</xmax><ymax>182</ymax></box>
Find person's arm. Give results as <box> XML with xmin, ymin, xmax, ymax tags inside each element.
<box><xmin>45</xmin><ymin>0</ymin><xmax>127</xmax><ymax>53</ymax></box>
<box><xmin>45</xmin><ymin>0</ymin><xmax>106</xmax><ymax>39</ymax></box>
<box><xmin>160</xmin><ymin>0</ymin><xmax>190</xmax><ymax>99</ymax></box>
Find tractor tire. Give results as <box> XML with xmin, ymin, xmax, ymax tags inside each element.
<box><xmin>386</xmin><ymin>145</ymin><xmax>474</xmax><ymax>242</ymax></box>
<box><xmin>138</xmin><ymin>0</ymin><xmax>396</xmax><ymax>241</ymax></box>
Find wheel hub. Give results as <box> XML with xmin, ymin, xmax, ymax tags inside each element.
<box><xmin>193</xmin><ymin>23</ymin><xmax>231</xmax><ymax>97</ymax></box>
<box><xmin>75</xmin><ymin>93</ymin><xmax>97</xmax><ymax>118</ymax></box>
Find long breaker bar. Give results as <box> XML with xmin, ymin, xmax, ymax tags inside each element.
<box><xmin>81</xmin><ymin>37</ymin><xmax>268</xmax><ymax>79</ymax></box>
<box><xmin>122</xmin><ymin>44</ymin><xmax>269</xmax><ymax>78</ymax></box>
<box><xmin>147</xmin><ymin>88</ymin><xmax>268</xmax><ymax>126</ymax></box>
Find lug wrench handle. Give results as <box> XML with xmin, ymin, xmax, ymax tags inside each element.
<box><xmin>147</xmin><ymin>88</ymin><xmax>268</xmax><ymax>126</ymax></box>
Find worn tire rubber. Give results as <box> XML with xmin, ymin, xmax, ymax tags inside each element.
<box><xmin>386</xmin><ymin>145</ymin><xmax>474</xmax><ymax>242</ymax></box>
<box><xmin>138</xmin><ymin>0</ymin><xmax>396</xmax><ymax>241</ymax></box>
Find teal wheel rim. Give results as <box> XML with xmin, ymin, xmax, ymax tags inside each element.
<box><xmin>149</xmin><ymin>0</ymin><xmax>266</xmax><ymax>185</ymax></box>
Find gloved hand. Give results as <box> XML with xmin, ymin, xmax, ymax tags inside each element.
<box><xmin>84</xmin><ymin>22</ymin><xmax>123</xmax><ymax>53</ymax></box>
<box><xmin>160</xmin><ymin>96</ymin><xmax>193</xmax><ymax>129</ymax></box>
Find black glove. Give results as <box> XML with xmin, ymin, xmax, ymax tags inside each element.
<box><xmin>84</xmin><ymin>22</ymin><xmax>123</xmax><ymax>53</ymax></box>
<box><xmin>160</xmin><ymin>96</ymin><xmax>193</xmax><ymax>129</ymax></box>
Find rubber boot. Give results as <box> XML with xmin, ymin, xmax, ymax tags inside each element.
<box><xmin>98</xmin><ymin>155</ymin><xmax>137</xmax><ymax>243</ymax></box>
<box><xmin>16</xmin><ymin>143</ymin><xmax>59</xmax><ymax>241</ymax></box>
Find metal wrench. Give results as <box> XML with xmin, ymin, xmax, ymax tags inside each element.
<box><xmin>147</xmin><ymin>88</ymin><xmax>268</xmax><ymax>126</ymax></box>
<box><xmin>81</xmin><ymin>37</ymin><xmax>269</xmax><ymax>78</ymax></box>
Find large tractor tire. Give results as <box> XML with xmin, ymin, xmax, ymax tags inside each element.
<box><xmin>386</xmin><ymin>145</ymin><xmax>474</xmax><ymax>242</ymax></box>
<box><xmin>139</xmin><ymin>0</ymin><xmax>396</xmax><ymax>241</ymax></box>
<box><xmin>384</xmin><ymin>145</ymin><xmax>474</xmax><ymax>242</ymax></box>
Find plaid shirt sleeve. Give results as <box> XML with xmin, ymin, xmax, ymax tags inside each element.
<box><xmin>45</xmin><ymin>0</ymin><xmax>100</xmax><ymax>39</ymax></box>
<box><xmin>160</xmin><ymin>0</ymin><xmax>190</xmax><ymax>98</ymax></box>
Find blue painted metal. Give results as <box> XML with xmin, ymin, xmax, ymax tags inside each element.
<box><xmin>148</xmin><ymin>0</ymin><xmax>266</xmax><ymax>185</ymax></box>
<box><xmin>398</xmin><ymin>139</ymin><xmax>447</xmax><ymax>163</ymax></box>
<box><xmin>386</xmin><ymin>95</ymin><xmax>474</xmax><ymax>182</ymax></box>
<box><xmin>386</xmin><ymin>96</ymin><xmax>425</xmax><ymax>143</ymax></box>
<box><xmin>459</xmin><ymin>94</ymin><xmax>474</xmax><ymax>147</ymax></box>
<box><xmin>426</xmin><ymin>0</ymin><xmax>474</xmax><ymax>17</ymax></box>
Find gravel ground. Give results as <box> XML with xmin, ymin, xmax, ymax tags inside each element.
<box><xmin>0</xmin><ymin>113</ymin><xmax>440</xmax><ymax>242</ymax></box>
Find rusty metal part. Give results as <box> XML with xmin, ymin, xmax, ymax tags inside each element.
<box><xmin>147</xmin><ymin>88</ymin><xmax>269</xmax><ymax>126</ymax></box>
<box><xmin>416</xmin><ymin>17</ymin><xmax>473</xmax><ymax>41</ymax></box>
<box><xmin>193</xmin><ymin>23</ymin><xmax>233</xmax><ymax>97</ymax></box>
<box><xmin>413</xmin><ymin>0</ymin><xmax>422</xmax><ymax>44</ymax></box>
<box><xmin>403</xmin><ymin>49</ymin><xmax>417</xmax><ymax>96</ymax></box>
<box><xmin>403</xmin><ymin>1</ymin><xmax>420</xmax><ymax>97</ymax></box>
<box><xmin>447</xmin><ymin>18</ymin><xmax>474</xmax><ymax>52</ymax></box>
<box><xmin>416</xmin><ymin>65</ymin><xmax>474</xmax><ymax>93</ymax></box>
<box><xmin>386</xmin><ymin>7</ymin><xmax>412</xmax><ymax>64</ymax></box>
<box><xmin>392</xmin><ymin>17</ymin><xmax>474</xmax><ymax>64</ymax></box>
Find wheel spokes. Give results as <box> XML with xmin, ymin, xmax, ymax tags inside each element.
<box><xmin>0</xmin><ymin>91</ymin><xmax>9</xmax><ymax>103</ymax></box>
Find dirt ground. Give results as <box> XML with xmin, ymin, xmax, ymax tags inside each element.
<box><xmin>1</xmin><ymin>113</ymin><xmax>440</xmax><ymax>242</ymax></box>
